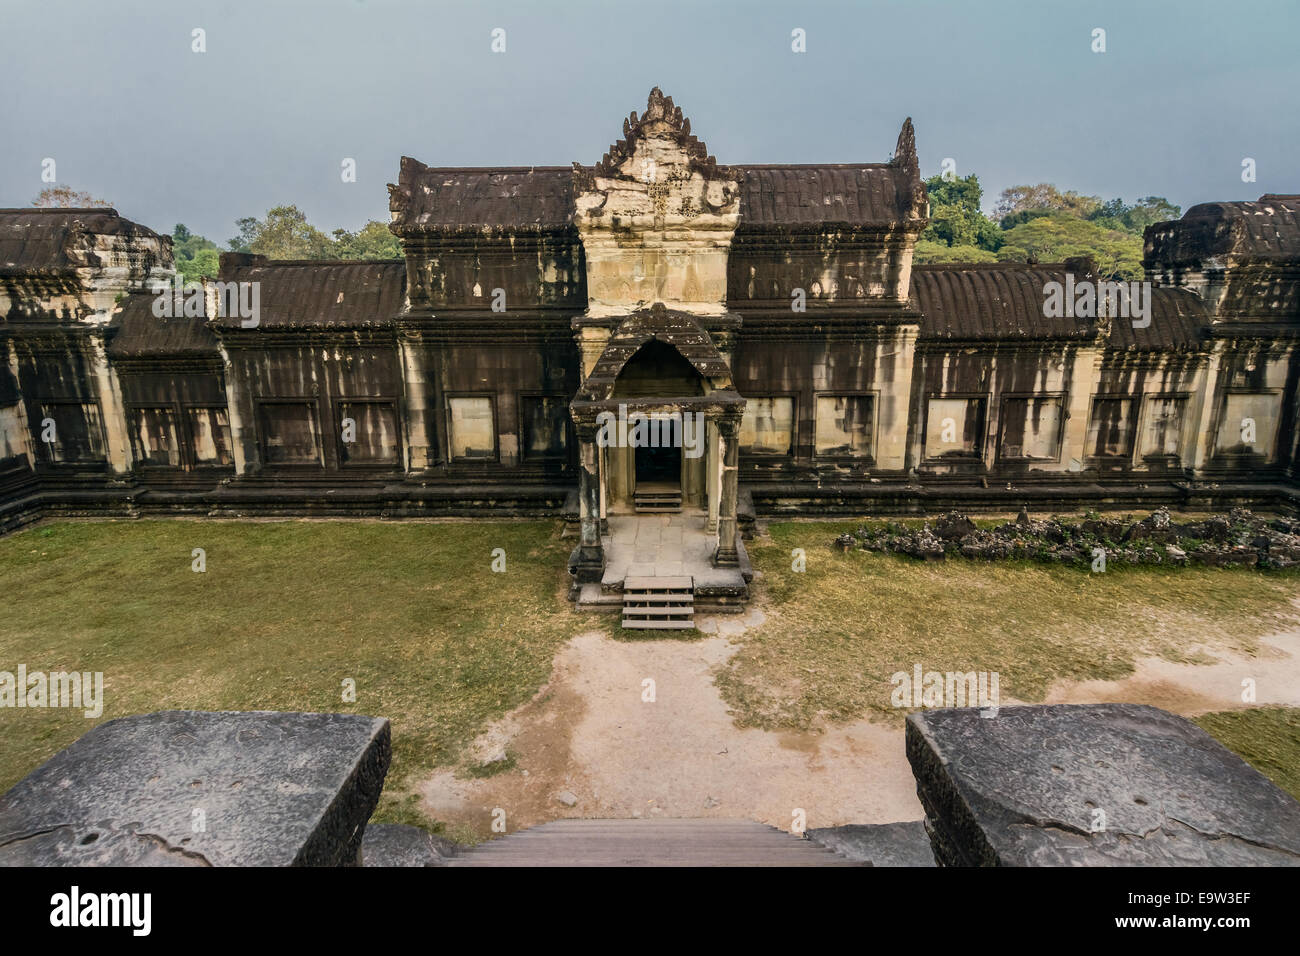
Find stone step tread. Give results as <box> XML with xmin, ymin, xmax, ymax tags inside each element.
<box><xmin>449</xmin><ymin>819</ymin><xmax>858</xmax><ymax>867</ymax></box>
<box><xmin>624</xmin><ymin>576</ymin><xmax>694</xmax><ymax>589</ymax></box>
<box><xmin>622</xmin><ymin>619</ymin><xmax>695</xmax><ymax>629</ymax></box>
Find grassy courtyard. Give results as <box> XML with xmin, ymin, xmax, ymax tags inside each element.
<box><xmin>0</xmin><ymin>519</ymin><xmax>588</xmax><ymax>827</ymax></box>
<box><xmin>718</xmin><ymin>520</ymin><xmax>1300</xmax><ymax>730</ymax></box>
<box><xmin>2</xmin><ymin>516</ymin><xmax>1297</xmax><ymax>831</ymax></box>
<box><xmin>1194</xmin><ymin>706</ymin><xmax>1300</xmax><ymax>800</ymax></box>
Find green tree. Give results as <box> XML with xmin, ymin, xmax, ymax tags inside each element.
<box><xmin>234</xmin><ymin>206</ymin><xmax>336</xmax><ymax>259</ymax></box>
<box><xmin>996</xmin><ymin>213</ymin><xmax>1144</xmax><ymax>280</ymax></box>
<box><xmin>226</xmin><ymin>208</ymin><xmax>399</xmax><ymax>260</ymax></box>
<box><xmin>921</xmin><ymin>174</ymin><xmax>1003</xmax><ymax>252</ymax></box>
<box><xmin>995</xmin><ymin>184</ymin><xmax>1101</xmax><ymax>226</ymax></box>
<box><xmin>171</xmin><ymin>223</ymin><xmax>220</xmax><ymax>284</ymax></box>
<box><xmin>1087</xmin><ymin>196</ymin><xmax>1181</xmax><ymax>234</ymax></box>
<box><xmin>912</xmin><ymin>239</ymin><xmax>998</xmax><ymax>265</ymax></box>
<box><xmin>227</xmin><ymin>217</ymin><xmax>259</xmax><ymax>253</ymax></box>
<box><xmin>332</xmin><ymin>220</ymin><xmax>401</xmax><ymax>259</ymax></box>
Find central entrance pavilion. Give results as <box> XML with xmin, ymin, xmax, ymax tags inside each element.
<box><xmin>568</xmin><ymin>305</ymin><xmax>750</xmax><ymax>621</ymax></box>
<box><xmin>561</xmin><ymin>88</ymin><xmax>757</xmax><ymax>622</ymax></box>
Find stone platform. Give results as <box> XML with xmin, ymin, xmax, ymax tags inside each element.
<box><xmin>573</xmin><ymin>510</ymin><xmax>751</xmax><ymax>614</ymax></box>
<box><xmin>0</xmin><ymin>711</ymin><xmax>391</xmax><ymax>867</ymax></box>
<box><xmin>907</xmin><ymin>703</ymin><xmax>1300</xmax><ymax>866</ymax></box>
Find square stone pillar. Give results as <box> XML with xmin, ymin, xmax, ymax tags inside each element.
<box><xmin>398</xmin><ymin>331</ymin><xmax>434</xmax><ymax>472</ymax></box>
<box><xmin>875</xmin><ymin>324</ymin><xmax>919</xmax><ymax>471</ymax></box>
<box><xmin>1190</xmin><ymin>342</ymin><xmax>1226</xmax><ymax>472</ymax></box>
<box><xmin>216</xmin><ymin>343</ymin><xmax>257</xmax><ymax>476</ymax></box>
<box><xmin>87</xmin><ymin>331</ymin><xmax>133</xmax><ymax>476</ymax></box>
<box><xmin>706</xmin><ymin>420</ymin><xmax>720</xmax><ymax>534</ymax></box>
<box><xmin>1062</xmin><ymin>346</ymin><xmax>1102</xmax><ymax>471</ymax></box>
<box><xmin>571</xmin><ymin>422</ymin><xmax>605</xmax><ymax>583</ymax></box>
<box><xmin>713</xmin><ymin>416</ymin><xmax>741</xmax><ymax>568</ymax></box>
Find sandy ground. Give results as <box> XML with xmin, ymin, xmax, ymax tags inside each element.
<box><xmin>419</xmin><ymin>606</ymin><xmax>1300</xmax><ymax>839</ymax></box>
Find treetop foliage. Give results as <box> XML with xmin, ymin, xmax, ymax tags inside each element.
<box><xmin>915</xmin><ymin>176</ymin><xmax>1182</xmax><ymax>280</ymax></box>
<box><xmin>31</xmin><ymin>186</ymin><xmax>112</xmax><ymax>208</ymax></box>
<box><xmin>171</xmin><ymin>206</ymin><xmax>401</xmax><ymax>283</ymax></box>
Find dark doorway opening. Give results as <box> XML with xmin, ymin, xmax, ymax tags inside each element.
<box><xmin>636</xmin><ymin>443</ymin><xmax>681</xmax><ymax>486</ymax></box>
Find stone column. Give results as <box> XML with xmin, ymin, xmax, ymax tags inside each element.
<box><xmin>572</xmin><ymin>421</ymin><xmax>605</xmax><ymax>582</ymax></box>
<box><xmin>876</xmin><ymin>324</ymin><xmax>919</xmax><ymax>471</ymax></box>
<box><xmin>705</xmin><ymin>420</ymin><xmax>720</xmax><ymax>534</ymax></box>
<box><xmin>87</xmin><ymin>331</ymin><xmax>132</xmax><ymax>476</ymax></box>
<box><xmin>398</xmin><ymin>330</ymin><xmax>434</xmax><ymax>472</ymax></box>
<box><xmin>1190</xmin><ymin>342</ymin><xmax>1226</xmax><ymax>472</ymax></box>
<box><xmin>713</xmin><ymin>415</ymin><xmax>740</xmax><ymax>568</ymax></box>
<box><xmin>1062</xmin><ymin>345</ymin><xmax>1102</xmax><ymax>471</ymax></box>
<box><xmin>598</xmin><ymin>441</ymin><xmax>608</xmax><ymax>535</ymax></box>
<box><xmin>0</xmin><ymin>339</ymin><xmax>33</xmax><ymax>469</ymax></box>
<box><xmin>217</xmin><ymin>343</ymin><xmax>257</xmax><ymax>476</ymax></box>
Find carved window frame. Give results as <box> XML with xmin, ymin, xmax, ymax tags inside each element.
<box><xmin>1135</xmin><ymin>392</ymin><xmax>1191</xmax><ymax>463</ymax></box>
<box><xmin>517</xmin><ymin>392</ymin><xmax>572</xmax><ymax>463</ymax></box>
<box><xmin>995</xmin><ymin>392</ymin><xmax>1067</xmax><ymax>464</ymax></box>
<box><xmin>255</xmin><ymin>399</ymin><xmax>325</xmax><ymax>469</ymax></box>
<box><xmin>445</xmin><ymin>392</ymin><xmax>499</xmax><ymax>464</ymax></box>
<box><xmin>811</xmin><ymin>390</ymin><xmax>878</xmax><ymax>464</ymax></box>
<box><xmin>332</xmin><ymin>398</ymin><xmax>403</xmax><ymax>470</ymax></box>
<box><xmin>920</xmin><ymin>392</ymin><xmax>988</xmax><ymax>463</ymax></box>
<box><xmin>738</xmin><ymin>393</ymin><xmax>797</xmax><ymax>459</ymax></box>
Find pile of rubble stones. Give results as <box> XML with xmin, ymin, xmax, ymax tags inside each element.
<box><xmin>833</xmin><ymin>508</ymin><xmax>1300</xmax><ymax>569</ymax></box>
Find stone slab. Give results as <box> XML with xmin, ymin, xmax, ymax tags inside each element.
<box><xmin>906</xmin><ymin>703</ymin><xmax>1300</xmax><ymax>866</ymax></box>
<box><xmin>362</xmin><ymin>823</ymin><xmax>459</xmax><ymax>866</ymax></box>
<box><xmin>806</xmin><ymin>821</ymin><xmax>936</xmax><ymax>866</ymax></box>
<box><xmin>0</xmin><ymin>710</ymin><xmax>391</xmax><ymax>867</ymax></box>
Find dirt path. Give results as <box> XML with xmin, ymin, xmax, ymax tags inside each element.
<box><xmin>1040</xmin><ymin>627</ymin><xmax>1300</xmax><ymax>712</ymax></box>
<box><xmin>419</xmin><ymin>611</ymin><xmax>1300</xmax><ymax>841</ymax></box>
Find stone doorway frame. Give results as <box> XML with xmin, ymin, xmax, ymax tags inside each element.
<box><xmin>568</xmin><ymin>305</ymin><xmax>746</xmax><ymax>583</ymax></box>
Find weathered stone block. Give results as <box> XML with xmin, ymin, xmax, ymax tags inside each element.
<box><xmin>933</xmin><ymin>511</ymin><xmax>977</xmax><ymax>541</ymax></box>
<box><xmin>0</xmin><ymin>710</ymin><xmax>391</xmax><ymax>867</ymax></box>
<box><xmin>906</xmin><ymin>703</ymin><xmax>1300</xmax><ymax>866</ymax></box>
<box><xmin>362</xmin><ymin>823</ymin><xmax>458</xmax><ymax>867</ymax></box>
<box><xmin>806</xmin><ymin>821</ymin><xmax>937</xmax><ymax>867</ymax></box>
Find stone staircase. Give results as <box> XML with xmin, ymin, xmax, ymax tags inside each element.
<box><xmin>622</xmin><ymin>575</ymin><xmax>694</xmax><ymax>629</ymax></box>
<box><xmin>446</xmin><ymin>819</ymin><xmax>860</xmax><ymax>867</ymax></box>
<box><xmin>633</xmin><ymin>483</ymin><xmax>682</xmax><ymax>513</ymax></box>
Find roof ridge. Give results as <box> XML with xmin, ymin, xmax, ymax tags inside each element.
<box><xmin>913</xmin><ymin>260</ymin><xmax>1094</xmax><ymax>271</ymax></box>
<box><xmin>232</xmin><ymin>258</ymin><xmax>406</xmax><ymax>267</ymax></box>
<box><xmin>0</xmin><ymin>207</ymin><xmax>120</xmax><ymax>216</ymax></box>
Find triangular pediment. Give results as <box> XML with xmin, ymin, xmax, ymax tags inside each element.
<box><xmin>589</xmin><ymin>87</ymin><xmax>727</xmax><ymax>181</ymax></box>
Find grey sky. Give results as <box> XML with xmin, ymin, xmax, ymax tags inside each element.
<box><xmin>2</xmin><ymin>0</ymin><xmax>1296</xmax><ymax>244</ymax></box>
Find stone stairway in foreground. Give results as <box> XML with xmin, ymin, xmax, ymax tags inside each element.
<box><xmin>622</xmin><ymin>575</ymin><xmax>695</xmax><ymax>629</ymax></box>
<box><xmin>445</xmin><ymin>819</ymin><xmax>860</xmax><ymax>867</ymax></box>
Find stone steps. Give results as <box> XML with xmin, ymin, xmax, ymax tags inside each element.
<box><xmin>622</xmin><ymin>575</ymin><xmax>693</xmax><ymax>629</ymax></box>
<box><xmin>634</xmin><ymin>489</ymin><xmax>682</xmax><ymax>513</ymax></box>
<box><xmin>447</xmin><ymin>819</ymin><xmax>860</xmax><ymax>867</ymax></box>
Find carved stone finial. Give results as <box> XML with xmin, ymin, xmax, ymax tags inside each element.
<box><xmin>894</xmin><ymin>117</ymin><xmax>917</xmax><ymax>167</ymax></box>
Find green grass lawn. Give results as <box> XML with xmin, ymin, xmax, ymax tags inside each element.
<box><xmin>3</xmin><ymin>516</ymin><xmax>1296</xmax><ymax>835</ymax></box>
<box><xmin>1195</xmin><ymin>706</ymin><xmax>1300</xmax><ymax>801</ymax></box>
<box><xmin>716</xmin><ymin>521</ymin><xmax>1300</xmax><ymax>730</ymax></box>
<box><xmin>0</xmin><ymin>519</ymin><xmax>590</xmax><ymax>830</ymax></box>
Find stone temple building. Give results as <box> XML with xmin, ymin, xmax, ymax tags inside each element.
<box><xmin>2</xmin><ymin>88</ymin><xmax>1298</xmax><ymax>617</ymax></box>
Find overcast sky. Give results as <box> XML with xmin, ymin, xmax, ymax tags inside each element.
<box><xmin>2</xmin><ymin>0</ymin><xmax>1296</xmax><ymax>244</ymax></box>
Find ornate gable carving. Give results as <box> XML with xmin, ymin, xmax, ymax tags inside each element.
<box><xmin>574</xmin><ymin>88</ymin><xmax>742</xmax><ymax>316</ymax></box>
<box><xmin>593</xmin><ymin>87</ymin><xmax>725</xmax><ymax>180</ymax></box>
